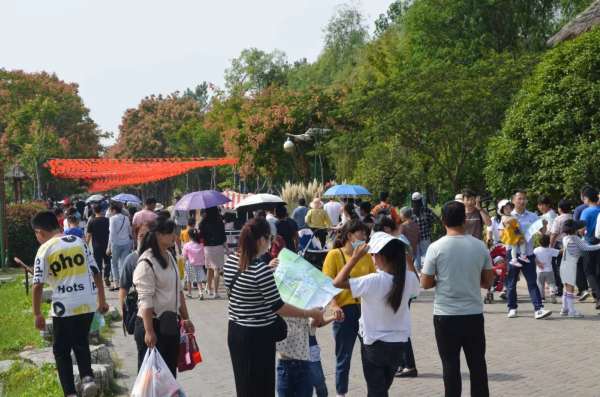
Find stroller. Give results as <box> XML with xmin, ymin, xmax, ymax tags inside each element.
<box><xmin>483</xmin><ymin>244</ymin><xmax>508</xmax><ymax>304</ymax></box>
<box><xmin>299</xmin><ymin>229</ymin><xmax>331</xmax><ymax>272</ymax></box>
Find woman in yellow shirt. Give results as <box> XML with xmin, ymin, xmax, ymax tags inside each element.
<box><xmin>305</xmin><ymin>198</ymin><xmax>334</xmax><ymax>247</ymax></box>
<box><xmin>322</xmin><ymin>219</ymin><xmax>376</xmax><ymax>396</ymax></box>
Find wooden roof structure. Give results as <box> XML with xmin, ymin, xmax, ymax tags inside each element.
<box><xmin>548</xmin><ymin>0</ymin><xmax>600</xmax><ymax>46</ymax></box>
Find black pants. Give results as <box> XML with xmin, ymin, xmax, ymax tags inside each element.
<box><xmin>399</xmin><ymin>299</ymin><xmax>416</xmax><ymax>369</ymax></box>
<box><xmin>360</xmin><ymin>337</ymin><xmax>405</xmax><ymax>397</ymax></box>
<box><xmin>576</xmin><ymin>256</ymin><xmax>589</xmax><ymax>293</ymax></box>
<box><xmin>134</xmin><ymin>317</ymin><xmax>180</xmax><ymax>378</ymax></box>
<box><xmin>584</xmin><ymin>250</ymin><xmax>600</xmax><ymax>298</ymax></box>
<box><xmin>93</xmin><ymin>245</ymin><xmax>111</xmax><ymax>279</ymax></box>
<box><xmin>433</xmin><ymin>314</ymin><xmax>489</xmax><ymax>397</ymax></box>
<box><xmin>228</xmin><ymin>320</ymin><xmax>276</xmax><ymax>397</ymax></box>
<box><xmin>552</xmin><ymin>244</ymin><xmax>563</xmax><ymax>294</ymax></box>
<box><xmin>310</xmin><ymin>228</ymin><xmax>327</xmax><ymax>248</ymax></box>
<box><xmin>53</xmin><ymin>313</ymin><xmax>95</xmax><ymax>396</ymax></box>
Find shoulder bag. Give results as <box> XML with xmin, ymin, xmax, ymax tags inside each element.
<box><xmin>338</xmin><ymin>248</ymin><xmax>361</xmax><ymax>316</ymax></box>
<box><xmin>158</xmin><ymin>253</ymin><xmax>180</xmax><ymax>336</ymax></box>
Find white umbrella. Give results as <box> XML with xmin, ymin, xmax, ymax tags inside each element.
<box><xmin>86</xmin><ymin>194</ymin><xmax>104</xmax><ymax>202</ymax></box>
<box><xmin>234</xmin><ymin>194</ymin><xmax>286</xmax><ymax>212</ymax></box>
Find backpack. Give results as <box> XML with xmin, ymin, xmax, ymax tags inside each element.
<box><xmin>375</xmin><ymin>204</ymin><xmax>394</xmax><ymax>218</ymax></box>
<box><xmin>122</xmin><ymin>258</ymin><xmax>153</xmax><ymax>335</ymax></box>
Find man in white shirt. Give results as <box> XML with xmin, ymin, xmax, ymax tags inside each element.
<box><xmin>421</xmin><ymin>201</ymin><xmax>494</xmax><ymax>397</ymax></box>
<box><xmin>266</xmin><ymin>209</ymin><xmax>278</xmax><ymax>236</ymax></box>
<box><xmin>324</xmin><ymin>198</ymin><xmax>342</xmax><ymax>226</ymax></box>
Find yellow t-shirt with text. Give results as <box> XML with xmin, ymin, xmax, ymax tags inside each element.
<box><xmin>322</xmin><ymin>248</ymin><xmax>376</xmax><ymax>307</ymax></box>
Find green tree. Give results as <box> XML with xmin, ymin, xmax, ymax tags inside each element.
<box><xmin>0</xmin><ymin>69</ymin><xmax>108</xmax><ymax>200</ymax></box>
<box><xmin>224</xmin><ymin>48</ymin><xmax>289</xmax><ymax>93</ymax></box>
<box><xmin>183</xmin><ymin>82</ymin><xmax>210</xmax><ymax>109</ymax></box>
<box><xmin>485</xmin><ymin>26</ymin><xmax>600</xmax><ymax>201</ymax></box>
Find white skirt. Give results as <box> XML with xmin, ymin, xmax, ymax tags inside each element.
<box><xmin>560</xmin><ymin>259</ymin><xmax>577</xmax><ymax>286</ymax></box>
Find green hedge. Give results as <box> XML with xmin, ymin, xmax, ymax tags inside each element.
<box><xmin>6</xmin><ymin>203</ymin><xmax>44</xmax><ymax>266</ymax></box>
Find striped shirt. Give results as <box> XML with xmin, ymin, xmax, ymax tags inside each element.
<box><xmin>564</xmin><ymin>235</ymin><xmax>600</xmax><ymax>257</ymax></box>
<box><xmin>224</xmin><ymin>254</ymin><xmax>284</xmax><ymax>327</ymax></box>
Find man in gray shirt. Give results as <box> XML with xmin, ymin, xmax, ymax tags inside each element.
<box><xmin>421</xmin><ymin>201</ymin><xmax>494</xmax><ymax>397</ymax></box>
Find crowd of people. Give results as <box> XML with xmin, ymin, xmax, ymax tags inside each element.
<box><xmin>29</xmin><ymin>186</ymin><xmax>600</xmax><ymax>397</ymax></box>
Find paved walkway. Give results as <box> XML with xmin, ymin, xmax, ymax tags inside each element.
<box><xmin>104</xmin><ymin>281</ymin><xmax>600</xmax><ymax>397</ymax></box>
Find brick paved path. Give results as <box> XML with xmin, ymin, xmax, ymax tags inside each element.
<box><xmin>105</xmin><ymin>280</ymin><xmax>600</xmax><ymax>397</ymax></box>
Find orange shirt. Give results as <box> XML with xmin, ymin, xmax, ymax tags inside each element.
<box><xmin>372</xmin><ymin>203</ymin><xmax>400</xmax><ymax>223</ymax></box>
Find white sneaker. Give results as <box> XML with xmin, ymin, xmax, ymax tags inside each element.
<box><xmin>534</xmin><ymin>309</ymin><xmax>552</xmax><ymax>319</ymax></box>
<box><xmin>499</xmin><ymin>291</ymin><xmax>508</xmax><ymax>299</ymax></box>
<box><xmin>507</xmin><ymin>309</ymin><xmax>517</xmax><ymax>318</ymax></box>
<box><xmin>519</xmin><ymin>255</ymin><xmax>530</xmax><ymax>263</ymax></box>
<box><xmin>511</xmin><ymin>259</ymin><xmax>523</xmax><ymax>268</ymax></box>
<box><xmin>578</xmin><ymin>291</ymin><xmax>591</xmax><ymax>301</ymax></box>
<box><xmin>82</xmin><ymin>376</ymin><xmax>98</xmax><ymax>397</ymax></box>
<box><xmin>560</xmin><ymin>308</ymin><xmax>569</xmax><ymax>316</ymax></box>
<box><xmin>567</xmin><ymin>311</ymin><xmax>584</xmax><ymax>318</ymax></box>
<box><xmin>541</xmin><ymin>298</ymin><xmax>546</xmax><ymax>304</ymax></box>
<box><xmin>550</xmin><ymin>292</ymin><xmax>557</xmax><ymax>304</ymax></box>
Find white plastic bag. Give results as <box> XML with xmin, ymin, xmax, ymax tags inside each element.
<box><xmin>131</xmin><ymin>348</ymin><xmax>186</xmax><ymax>397</ymax></box>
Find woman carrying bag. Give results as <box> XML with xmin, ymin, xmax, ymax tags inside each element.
<box><xmin>133</xmin><ymin>216</ymin><xmax>195</xmax><ymax>377</ymax></box>
<box><xmin>224</xmin><ymin>217</ymin><xmax>325</xmax><ymax>397</ymax></box>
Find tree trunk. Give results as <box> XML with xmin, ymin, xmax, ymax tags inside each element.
<box><xmin>34</xmin><ymin>160</ymin><xmax>44</xmax><ymax>202</ymax></box>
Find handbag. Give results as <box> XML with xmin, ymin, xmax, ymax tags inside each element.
<box><xmin>158</xmin><ymin>253</ymin><xmax>179</xmax><ymax>336</ymax></box>
<box><xmin>123</xmin><ymin>259</ymin><xmax>155</xmax><ymax>336</ymax></box>
<box><xmin>178</xmin><ymin>331</ymin><xmax>202</xmax><ymax>372</ymax></box>
<box><xmin>227</xmin><ymin>261</ymin><xmax>288</xmax><ymax>342</ymax></box>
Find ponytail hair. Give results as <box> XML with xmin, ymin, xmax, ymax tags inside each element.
<box><xmin>333</xmin><ymin>219</ymin><xmax>366</xmax><ymax>249</ymax></box>
<box><xmin>379</xmin><ymin>240</ymin><xmax>407</xmax><ymax>313</ymax></box>
<box><xmin>139</xmin><ymin>216</ymin><xmax>176</xmax><ymax>269</ymax></box>
<box><xmin>238</xmin><ymin>217</ymin><xmax>271</xmax><ymax>271</ymax></box>
<box><xmin>344</xmin><ymin>203</ymin><xmax>358</xmax><ymax>221</ymax></box>
<box><xmin>188</xmin><ymin>228</ymin><xmax>201</xmax><ymax>243</ymax></box>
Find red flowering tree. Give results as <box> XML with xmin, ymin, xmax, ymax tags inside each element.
<box><xmin>0</xmin><ymin>69</ymin><xmax>109</xmax><ymax>199</ymax></box>
<box><xmin>206</xmin><ymin>84</ymin><xmax>346</xmax><ymax>184</ymax></box>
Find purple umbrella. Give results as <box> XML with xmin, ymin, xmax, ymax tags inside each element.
<box><xmin>173</xmin><ymin>190</ymin><xmax>231</xmax><ymax>211</ymax></box>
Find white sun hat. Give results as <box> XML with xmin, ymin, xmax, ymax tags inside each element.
<box><xmin>367</xmin><ymin>232</ymin><xmax>414</xmax><ymax>258</ymax></box>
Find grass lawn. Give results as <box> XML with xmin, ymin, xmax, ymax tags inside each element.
<box><xmin>0</xmin><ymin>278</ymin><xmax>119</xmax><ymax>396</ymax></box>
<box><xmin>0</xmin><ymin>277</ymin><xmax>50</xmax><ymax>360</ymax></box>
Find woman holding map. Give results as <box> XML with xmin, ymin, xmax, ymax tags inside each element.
<box><xmin>224</xmin><ymin>217</ymin><xmax>325</xmax><ymax>397</ymax></box>
<box><xmin>323</xmin><ymin>219</ymin><xmax>376</xmax><ymax>397</ymax></box>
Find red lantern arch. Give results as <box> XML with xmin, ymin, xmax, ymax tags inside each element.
<box><xmin>45</xmin><ymin>157</ymin><xmax>238</xmax><ymax>193</ymax></box>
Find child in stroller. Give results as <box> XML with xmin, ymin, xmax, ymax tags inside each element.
<box><xmin>484</xmin><ymin>244</ymin><xmax>508</xmax><ymax>303</ymax></box>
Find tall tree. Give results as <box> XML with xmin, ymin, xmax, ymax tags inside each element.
<box><xmin>486</xmin><ymin>26</ymin><xmax>600</xmax><ymax>201</ymax></box>
<box><xmin>224</xmin><ymin>48</ymin><xmax>289</xmax><ymax>93</ymax></box>
<box><xmin>0</xmin><ymin>69</ymin><xmax>108</xmax><ymax>199</ymax></box>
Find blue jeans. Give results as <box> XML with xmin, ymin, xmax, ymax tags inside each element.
<box><xmin>276</xmin><ymin>359</ymin><xmax>312</xmax><ymax>397</ymax></box>
<box><xmin>309</xmin><ymin>360</ymin><xmax>328</xmax><ymax>397</ymax></box>
<box><xmin>360</xmin><ymin>337</ymin><xmax>405</xmax><ymax>397</ymax></box>
<box><xmin>111</xmin><ymin>241</ymin><xmax>132</xmax><ymax>281</ymax></box>
<box><xmin>506</xmin><ymin>251</ymin><xmax>542</xmax><ymax>311</ymax></box>
<box><xmin>332</xmin><ymin>304</ymin><xmax>359</xmax><ymax>394</ymax></box>
<box><xmin>416</xmin><ymin>239</ymin><xmax>431</xmax><ymax>270</ymax></box>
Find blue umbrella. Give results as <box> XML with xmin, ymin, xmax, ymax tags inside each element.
<box><xmin>322</xmin><ymin>185</ymin><xmax>372</xmax><ymax>197</ymax></box>
<box><xmin>111</xmin><ymin>193</ymin><xmax>142</xmax><ymax>203</ymax></box>
<box><xmin>173</xmin><ymin>190</ymin><xmax>231</xmax><ymax>211</ymax></box>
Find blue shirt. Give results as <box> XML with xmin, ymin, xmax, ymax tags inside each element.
<box><xmin>291</xmin><ymin>206</ymin><xmax>309</xmax><ymax>229</ymax></box>
<box><xmin>580</xmin><ymin>206</ymin><xmax>600</xmax><ymax>243</ymax></box>
<box><xmin>508</xmin><ymin>209</ymin><xmax>539</xmax><ymax>256</ymax></box>
<box><xmin>574</xmin><ymin>203</ymin><xmax>587</xmax><ymax>220</ymax></box>
<box><xmin>63</xmin><ymin>228</ymin><xmax>85</xmax><ymax>239</ymax></box>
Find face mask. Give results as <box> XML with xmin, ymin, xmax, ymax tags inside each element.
<box><xmin>351</xmin><ymin>238</ymin><xmax>363</xmax><ymax>249</ymax></box>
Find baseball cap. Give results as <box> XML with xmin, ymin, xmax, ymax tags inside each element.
<box><xmin>454</xmin><ymin>194</ymin><xmax>463</xmax><ymax>202</ymax></box>
<box><xmin>412</xmin><ymin>192</ymin><xmax>423</xmax><ymax>200</ymax></box>
<box><xmin>367</xmin><ymin>232</ymin><xmax>414</xmax><ymax>258</ymax></box>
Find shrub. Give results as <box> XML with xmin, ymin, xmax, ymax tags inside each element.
<box><xmin>6</xmin><ymin>203</ymin><xmax>44</xmax><ymax>266</ymax></box>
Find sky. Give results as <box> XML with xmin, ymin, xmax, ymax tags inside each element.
<box><xmin>0</xmin><ymin>0</ymin><xmax>392</xmax><ymax>146</ymax></box>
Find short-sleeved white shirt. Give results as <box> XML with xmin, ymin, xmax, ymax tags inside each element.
<box><xmin>534</xmin><ymin>247</ymin><xmax>560</xmax><ymax>273</ymax></box>
<box><xmin>349</xmin><ymin>271</ymin><xmax>420</xmax><ymax>345</ymax></box>
<box><xmin>422</xmin><ymin>235</ymin><xmax>493</xmax><ymax>316</ymax></box>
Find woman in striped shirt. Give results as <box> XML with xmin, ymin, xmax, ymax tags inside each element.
<box><xmin>224</xmin><ymin>217</ymin><xmax>325</xmax><ymax>397</ymax></box>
